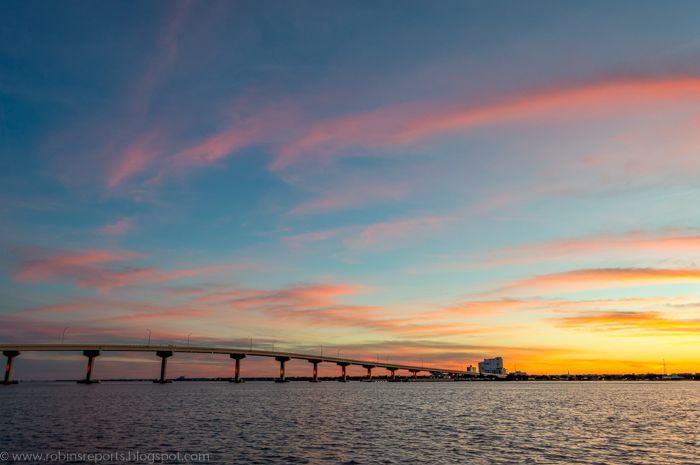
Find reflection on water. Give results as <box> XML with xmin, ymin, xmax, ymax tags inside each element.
<box><xmin>1</xmin><ymin>381</ymin><xmax>699</xmax><ymax>464</ymax></box>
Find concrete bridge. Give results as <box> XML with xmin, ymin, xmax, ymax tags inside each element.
<box><xmin>1</xmin><ymin>343</ymin><xmax>479</xmax><ymax>385</ymax></box>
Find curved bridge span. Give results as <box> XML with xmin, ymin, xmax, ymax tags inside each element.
<box><xmin>0</xmin><ymin>343</ymin><xmax>478</xmax><ymax>384</ymax></box>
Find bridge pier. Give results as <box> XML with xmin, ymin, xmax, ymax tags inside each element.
<box><xmin>410</xmin><ymin>369</ymin><xmax>418</xmax><ymax>380</ymax></box>
<box><xmin>362</xmin><ymin>364</ymin><xmax>375</xmax><ymax>380</ymax></box>
<box><xmin>308</xmin><ymin>359</ymin><xmax>320</xmax><ymax>382</ymax></box>
<box><xmin>275</xmin><ymin>356</ymin><xmax>290</xmax><ymax>383</ymax></box>
<box><xmin>154</xmin><ymin>351</ymin><xmax>173</xmax><ymax>384</ymax></box>
<box><xmin>337</xmin><ymin>362</ymin><xmax>350</xmax><ymax>382</ymax></box>
<box><xmin>77</xmin><ymin>350</ymin><xmax>100</xmax><ymax>384</ymax></box>
<box><xmin>387</xmin><ymin>368</ymin><xmax>396</xmax><ymax>380</ymax></box>
<box><xmin>229</xmin><ymin>354</ymin><xmax>245</xmax><ymax>383</ymax></box>
<box><xmin>3</xmin><ymin>350</ymin><xmax>19</xmax><ymax>385</ymax></box>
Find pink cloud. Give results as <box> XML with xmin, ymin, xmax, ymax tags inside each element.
<box><xmin>169</xmin><ymin>103</ymin><xmax>298</xmax><ymax>168</ymax></box>
<box><xmin>283</xmin><ymin>227</ymin><xmax>350</xmax><ymax>247</ymax></box>
<box><xmin>273</xmin><ymin>76</ymin><xmax>700</xmax><ymax>169</ymax></box>
<box><xmin>98</xmin><ymin>217</ymin><xmax>133</xmax><ymax>236</ymax></box>
<box><xmin>0</xmin><ymin>312</ymin><xmax>215</xmax><ymax>347</ymax></box>
<box><xmin>106</xmin><ymin>130</ymin><xmax>163</xmax><ymax>189</ymax></box>
<box><xmin>289</xmin><ymin>184</ymin><xmax>408</xmax><ymax>215</ymax></box>
<box><xmin>73</xmin><ymin>265</ymin><xmax>229</xmax><ymax>291</ymax></box>
<box><xmin>121</xmin><ymin>103</ymin><xmax>300</xmax><ymax>187</ymax></box>
<box><xmin>196</xmin><ymin>283</ymin><xmax>409</xmax><ymax>332</ymax></box>
<box><xmin>446</xmin><ymin>298</ymin><xmax>533</xmax><ymax>317</ymax></box>
<box><xmin>501</xmin><ymin>267</ymin><xmax>700</xmax><ymax>294</ymax></box>
<box><xmin>446</xmin><ymin>296</ymin><xmax>695</xmax><ymax>318</ymax></box>
<box><xmin>346</xmin><ymin>214</ymin><xmax>455</xmax><ymax>249</ymax></box>
<box><xmin>13</xmin><ymin>246</ymin><xmax>231</xmax><ymax>292</ymax></box>
<box><xmin>283</xmin><ymin>214</ymin><xmax>456</xmax><ymax>251</ymax></box>
<box><xmin>14</xmin><ymin>297</ymin><xmax>215</xmax><ymax>329</ymax></box>
<box><xmin>128</xmin><ymin>0</ymin><xmax>193</xmax><ymax>116</ymax></box>
<box><xmin>171</xmin><ymin>123</ymin><xmax>263</xmax><ymax>167</ymax></box>
<box><xmin>478</xmin><ymin>229</ymin><xmax>700</xmax><ymax>268</ymax></box>
<box><xmin>14</xmin><ymin>248</ymin><xmax>141</xmax><ymax>283</ymax></box>
<box><xmin>199</xmin><ymin>283</ymin><xmax>363</xmax><ymax>307</ymax></box>
<box><xmin>95</xmin><ymin>1</ymin><xmax>192</xmax><ymax>190</ymax></box>
<box><xmin>553</xmin><ymin>311</ymin><xmax>700</xmax><ymax>334</ymax></box>
<box><xmin>159</xmin><ymin>0</ymin><xmax>193</xmax><ymax>63</ymax></box>
<box><xmin>96</xmin><ymin>307</ymin><xmax>215</xmax><ymax>325</ymax></box>
<box><xmin>108</xmin><ymin>75</ymin><xmax>700</xmax><ymax>192</ymax></box>
<box><xmin>196</xmin><ymin>283</ymin><xmax>501</xmax><ymax>338</ymax></box>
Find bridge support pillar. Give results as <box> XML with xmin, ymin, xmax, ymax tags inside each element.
<box><xmin>388</xmin><ymin>368</ymin><xmax>396</xmax><ymax>380</ymax></box>
<box><xmin>410</xmin><ymin>369</ymin><xmax>418</xmax><ymax>380</ymax></box>
<box><xmin>229</xmin><ymin>354</ymin><xmax>246</xmax><ymax>383</ymax></box>
<box><xmin>77</xmin><ymin>350</ymin><xmax>100</xmax><ymax>384</ymax></box>
<box><xmin>275</xmin><ymin>356</ymin><xmax>290</xmax><ymax>383</ymax></box>
<box><xmin>154</xmin><ymin>351</ymin><xmax>173</xmax><ymax>384</ymax></box>
<box><xmin>362</xmin><ymin>364</ymin><xmax>375</xmax><ymax>381</ymax></box>
<box><xmin>308</xmin><ymin>359</ymin><xmax>320</xmax><ymax>382</ymax></box>
<box><xmin>337</xmin><ymin>362</ymin><xmax>350</xmax><ymax>382</ymax></box>
<box><xmin>3</xmin><ymin>350</ymin><xmax>19</xmax><ymax>385</ymax></box>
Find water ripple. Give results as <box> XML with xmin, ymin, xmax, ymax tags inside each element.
<box><xmin>1</xmin><ymin>381</ymin><xmax>699</xmax><ymax>464</ymax></box>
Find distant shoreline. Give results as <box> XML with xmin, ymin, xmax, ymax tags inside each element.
<box><xmin>7</xmin><ymin>374</ymin><xmax>700</xmax><ymax>383</ymax></box>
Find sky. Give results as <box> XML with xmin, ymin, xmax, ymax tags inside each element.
<box><xmin>2</xmin><ymin>0</ymin><xmax>700</xmax><ymax>379</ymax></box>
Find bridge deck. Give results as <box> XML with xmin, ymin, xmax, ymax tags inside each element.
<box><xmin>0</xmin><ymin>343</ymin><xmax>475</xmax><ymax>375</ymax></box>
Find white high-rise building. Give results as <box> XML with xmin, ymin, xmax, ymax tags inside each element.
<box><xmin>478</xmin><ymin>357</ymin><xmax>507</xmax><ymax>375</ymax></box>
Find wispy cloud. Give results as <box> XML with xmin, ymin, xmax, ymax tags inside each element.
<box><xmin>290</xmin><ymin>185</ymin><xmax>409</xmax><ymax>215</ymax></box>
<box><xmin>13</xmin><ymin>246</ymin><xmax>232</xmax><ymax>292</ymax></box>
<box><xmin>13</xmin><ymin>247</ymin><xmax>141</xmax><ymax>282</ymax></box>
<box><xmin>106</xmin><ymin>130</ymin><xmax>164</xmax><ymax>189</ymax></box>
<box><xmin>100</xmin><ymin>0</ymin><xmax>194</xmax><ymax>190</ymax></box>
<box><xmin>98</xmin><ymin>217</ymin><xmax>134</xmax><ymax>236</ymax></box>
<box><xmin>282</xmin><ymin>227</ymin><xmax>351</xmax><ymax>248</ymax></box>
<box><xmin>273</xmin><ymin>76</ymin><xmax>700</xmax><ymax>169</ymax></box>
<box><xmin>478</xmin><ymin>229</ymin><xmax>700</xmax><ymax>268</ymax></box>
<box><xmin>128</xmin><ymin>0</ymin><xmax>194</xmax><ymax>116</ymax></box>
<box><xmin>196</xmin><ymin>282</ymin><xmax>508</xmax><ymax>338</ymax></box>
<box><xmin>199</xmin><ymin>283</ymin><xmax>364</xmax><ymax>308</ymax></box>
<box><xmin>283</xmin><ymin>214</ymin><xmax>455</xmax><ymax>251</ymax></box>
<box><xmin>99</xmin><ymin>75</ymin><xmax>700</xmax><ymax>192</ymax></box>
<box><xmin>169</xmin><ymin>104</ymin><xmax>294</xmax><ymax>167</ymax></box>
<box><xmin>440</xmin><ymin>295</ymin><xmax>700</xmax><ymax>320</ymax></box>
<box><xmin>345</xmin><ymin>214</ymin><xmax>455</xmax><ymax>249</ymax></box>
<box><xmin>138</xmin><ymin>102</ymin><xmax>299</xmax><ymax>187</ymax></box>
<box><xmin>500</xmin><ymin>267</ymin><xmax>700</xmax><ymax>294</ymax></box>
<box><xmin>553</xmin><ymin>311</ymin><xmax>700</xmax><ymax>335</ymax></box>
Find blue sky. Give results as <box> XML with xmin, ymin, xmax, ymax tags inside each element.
<box><xmin>3</xmin><ymin>0</ymin><xmax>700</xmax><ymax>378</ymax></box>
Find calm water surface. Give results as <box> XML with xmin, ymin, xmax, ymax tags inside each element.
<box><xmin>1</xmin><ymin>381</ymin><xmax>699</xmax><ymax>464</ymax></box>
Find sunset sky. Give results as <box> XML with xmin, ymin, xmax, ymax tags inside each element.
<box><xmin>3</xmin><ymin>0</ymin><xmax>700</xmax><ymax>379</ymax></box>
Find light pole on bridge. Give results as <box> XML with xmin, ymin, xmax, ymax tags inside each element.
<box><xmin>60</xmin><ymin>327</ymin><xmax>69</xmax><ymax>344</ymax></box>
<box><xmin>146</xmin><ymin>329</ymin><xmax>151</xmax><ymax>346</ymax></box>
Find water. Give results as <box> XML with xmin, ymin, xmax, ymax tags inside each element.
<box><xmin>1</xmin><ymin>381</ymin><xmax>699</xmax><ymax>464</ymax></box>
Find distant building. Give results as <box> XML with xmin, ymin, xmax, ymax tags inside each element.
<box><xmin>478</xmin><ymin>357</ymin><xmax>507</xmax><ymax>376</ymax></box>
<box><xmin>466</xmin><ymin>365</ymin><xmax>477</xmax><ymax>373</ymax></box>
